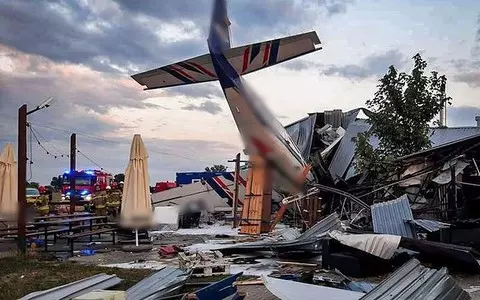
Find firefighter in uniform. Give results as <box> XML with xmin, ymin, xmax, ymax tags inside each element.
<box><xmin>92</xmin><ymin>186</ymin><xmax>107</xmax><ymax>216</ymax></box>
<box><xmin>106</xmin><ymin>185</ymin><xmax>122</xmax><ymax>218</ymax></box>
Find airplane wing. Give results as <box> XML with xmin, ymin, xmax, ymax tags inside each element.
<box><xmin>131</xmin><ymin>31</ymin><xmax>321</xmax><ymax>90</ymax></box>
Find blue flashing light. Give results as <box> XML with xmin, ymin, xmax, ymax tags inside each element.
<box><xmin>64</xmin><ymin>170</ymin><xmax>70</xmax><ymax>174</ymax></box>
<box><xmin>81</xmin><ymin>190</ymin><xmax>89</xmax><ymax>195</ymax></box>
<box><xmin>66</xmin><ymin>191</ymin><xmax>71</xmax><ymax>196</ymax></box>
<box><xmin>85</xmin><ymin>171</ymin><xmax>94</xmax><ymax>175</ymax></box>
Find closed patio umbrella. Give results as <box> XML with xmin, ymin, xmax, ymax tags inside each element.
<box><xmin>120</xmin><ymin>134</ymin><xmax>153</xmax><ymax>246</ymax></box>
<box><xmin>0</xmin><ymin>143</ymin><xmax>17</xmax><ymax>220</ymax></box>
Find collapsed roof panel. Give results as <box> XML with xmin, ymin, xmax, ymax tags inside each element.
<box><xmin>371</xmin><ymin>195</ymin><xmax>416</xmax><ymax>238</ymax></box>
<box><xmin>329</xmin><ymin>119</ymin><xmax>372</xmax><ymax>180</ymax></box>
<box><xmin>360</xmin><ymin>259</ymin><xmax>471</xmax><ymax>300</ymax></box>
<box><xmin>285</xmin><ymin>114</ymin><xmax>317</xmax><ymax>160</ymax></box>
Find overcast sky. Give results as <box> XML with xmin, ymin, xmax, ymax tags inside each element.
<box><xmin>1</xmin><ymin>0</ymin><xmax>479</xmax><ymax>185</ymax></box>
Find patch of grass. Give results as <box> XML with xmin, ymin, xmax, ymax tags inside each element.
<box><xmin>0</xmin><ymin>254</ymin><xmax>152</xmax><ymax>300</ymax></box>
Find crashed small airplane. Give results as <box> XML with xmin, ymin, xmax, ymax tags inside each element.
<box><xmin>131</xmin><ymin>0</ymin><xmax>322</xmax><ymax>192</ymax></box>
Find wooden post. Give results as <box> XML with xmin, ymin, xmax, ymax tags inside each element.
<box><xmin>69</xmin><ymin>134</ymin><xmax>76</xmax><ymax>214</ymax></box>
<box><xmin>239</xmin><ymin>155</ymin><xmax>272</xmax><ymax>234</ymax></box>
<box><xmin>17</xmin><ymin>104</ymin><xmax>27</xmax><ymax>254</ymax></box>
<box><xmin>232</xmin><ymin>153</ymin><xmax>240</xmax><ymax>228</ymax></box>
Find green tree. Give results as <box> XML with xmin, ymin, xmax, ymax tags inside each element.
<box><xmin>356</xmin><ymin>53</ymin><xmax>451</xmax><ymax>180</ymax></box>
<box><xmin>26</xmin><ymin>182</ymin><xmax>39</xmax><ymax>189</ymax></box>
<box><xmin>114</xmin><ymin>173</ymin><xmax>125</xmax><ymax>183</ymax></box>
<box><xmin>50</xmin><ymin>175</ymin><xmax>63</xmax><ymax>191</ymax></box>
<box><xmin>205</xmin><ymin>164</ymin><xmax>228</xmax><ymax>172</ymax></box>
<box><xmin>50</xmin><ymin>176</ymin><xmax>63</xmax><ymax>191</ymax></box>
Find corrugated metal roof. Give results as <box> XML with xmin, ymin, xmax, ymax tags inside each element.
<box><xmin>360</xmin><ymin>259</ymin><xmax>471</xmax><ymax>300</ymax></box>
<box><xmin>279</xmin><ymin>228</ymin><xmax>302</xmax><ymax>241</ymax></box>
<box><xmin>126</xmin><ymin>267</ymin><xmax>189</xmax><ymax>300</ymax></box>
<box><xmin>217</xmin><ymin>213</ymin><xmax>341</xmax><ymax>253</ymax></box>
<box><xmin>20</xmin><ymin>273</ymin><xmax>122</xmax><ymax>300</ymax></box>
<box><xmin>285</xmin><ymin>113</ymin><xmax>317</xmax><ymax>159</ymax></box>
<box><xmin>329</xmin><ymin>119</ymin><xmax>372</xmax><ymax>179</ymax></box>
<box><xmin>371</xmin><ymin>195</ymin><xmax>415</xmax><ymax>238</ymax></box>
<box><xmin>410</xmin><ymin>219</ymin><xmax>451</xmax><ymax>232</ymax></box>
<box><xmin>338</xmin><ymin>126</ymin><xmax>480</xmax><ymax>179</ymax></box>
<box><xmin>298</xmin><ymin>212</ymin><xmax>342</xmax><ymax>241</ymax></box>
<box><xmin>430</xmin><ymin>127</ymin><xmax>480</xmax><ymax>146</ymax></box>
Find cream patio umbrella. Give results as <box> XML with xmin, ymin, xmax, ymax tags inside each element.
<box><xmin>120</xmin><ymin>134</ymin><xmax>153</xmax><ymax>246</ymax></box>
<box><xmin>0</xmin><ymin>143</ymin><xmax>17</xmax><ymax>220</ymax></box>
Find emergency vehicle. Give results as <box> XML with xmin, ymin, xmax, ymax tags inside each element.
<box><xmin>61</xmin><ymin>169</ymin><xmax>113</xmax><ymax>200</ymax></box>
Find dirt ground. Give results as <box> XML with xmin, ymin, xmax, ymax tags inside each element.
<box><xmin>1</xmin><ymin>228</ymin><xmax>479</xmax><ymax>299</ymax></box>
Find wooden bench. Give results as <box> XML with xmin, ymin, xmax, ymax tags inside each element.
<box><xmin>66</xmin><ymin>227</ymin><xmax>116</xmax><ymax>256</ymax></box>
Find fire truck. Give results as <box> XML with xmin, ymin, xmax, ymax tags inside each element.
<box><xmin>154</xmin><ymin>181</ymin><xmax>177</xmax><ymax>193</ymax></box>
<box><xmin>61</xmin><ymin>169</ymin><xmax>114</xmax><ymax>200</ymax></box>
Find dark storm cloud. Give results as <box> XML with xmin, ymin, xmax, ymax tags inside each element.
<box><xmin>447</xmin><ymin>106</ymin><xmax>480</xmax><ymax>127</ymax></box>
<box><xmin>450</xmin><ymin>14</ymin><xmax>480</xmax><ymax>87</ymax></box>
<box><xmin>0</xmin><ymin>0</ymin><xmax>353</xmax><ymax>75</ymax></box>
<box><xmin>113</xmin><ymin>0</ymin><xmax>211</xmax><ymax>21</ymax></box>
<box><xmin>181</xmin><ymin>100</ymin><xmax>223</xmax><ymax>115</ymax></box>
<box><xmin>0</xmin><ymin>0</ymin><xmax>354</xmax><ymax>183</ymax></box>
<box><xmin>0</xmin><ymin>1</ymin><xmax>206</xmax><ymax>76</ymax></box>
<box><xmin>472</xmin><ymin>13</ymin><xmax>480</xmax><ymax>57</ymax></box>
<box><xmin>455</xmin><ymin>72</ymin><xmax>480</xmax><ymax>87</ymax></box>
<box><xmin>320</xmin><ymin>50</ymin><xmax>407</xmax><ymax>80</ymax></box>
<box><xmin>281</xmin><ymin>59</ymin><xmax>316</xmax><ymax>71</ymax></box>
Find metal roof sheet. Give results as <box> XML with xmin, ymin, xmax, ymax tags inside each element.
<box><xmin>336</xmin><ymin>125</ymin><xmax>480</xmax><ymax>179</ymax></box>
<box><xmin>126</xmin><ymin>267</ymin><xmax>190</xmax><ymax>300</ymax></box>
<box><xmin>430</xmin><ymin>127</ymin><xmax>480</xmax><ymax>147</ymax></box>
<box><xmin>329</xmin><ymin>119</ymin><xmax>372</xmax><ymax>179</ymax></box>
<box><xmin>285</xmin><ymin>113</ymin><xmax>317</xmax><ymax>159</ymax></box>
<box><xmin>371</xmin><ymin>195</ymin><xmax>415</xmax><ymax>238</ymax></box>
<box><xmin>298</xmin><ymin>212</ymin><xmax>342</xmax><ymax>241</ymax></box>
<box><xmin>20</xmin><ymin>273</ymin><xmax>122</xmax><ymax>300</ymax></box>
<box><xmin>217</xmin><ymin>213</ymin><xmax>341</xmax><ymax>253</ymax></box>
<box><xmin>360</xmin><ymin>259</ymin><xmax>471</xmax><ymax>300</ymax></box>
<box><xmin>262</xmin><ymin>274</ymin><xmax>364</xmax><ymax>300</ymax></box>
<box><xmin>410</xmin><ymin>219</ymin><xmax>451</xmax><ymax>232</ymax></box>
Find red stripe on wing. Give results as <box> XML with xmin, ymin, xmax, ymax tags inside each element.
<box><xmin>242</xmin><ymin>46</ymin><xmax>250</xmax><ymax>73</ymax></box>
<box><xmin>188</xmin><ymin>62</ymin><xmax>216</xmax><ymax>77</ymax></box>
<box><xmin>170</xmin><ymin>65</ymin><xmax>195</xmax><ymax>80</ymax></box>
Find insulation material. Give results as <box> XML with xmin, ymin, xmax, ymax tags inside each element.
<box><xmin>328</xmin><ymin>230</ymin><xmax>401</xmax><ymax>260</ymax></box>
<box><xmin>153</xmin><ymin>207</ymin><xmax>179</xmax><ymax>230</ymax></box>
<box><xmin>433</xmin><ymin>160</ymin><xmax>469</xmax><ymax>185</ymax></box>
<box><xmin>398</xmin><ymin>162</ymin><xmax>431</xmax><ymax>187</ymax></box>
<box><xmin>262</xmin><ymin>275</ymin><xmax>364</xmax><ymax>300</ymax></box>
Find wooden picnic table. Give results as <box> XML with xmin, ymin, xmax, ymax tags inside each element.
<box><xmin>48</xmin><ymin>200</ymin><xmax>91</xmax><ymax>206</ymax></box>
<box><xmin>30</xmin><ymin>215</ymin><xmax>109</xmax><ymax>251</ymax></box>
<box><xmin>33</xmin><ymin>212</ymin><xmax>92</xmax><ymax>221</ymax></box>
<box><xmin>32</xmin><ymin>215</ymin><xmax>107</xmax><ymax>226</ymax></box>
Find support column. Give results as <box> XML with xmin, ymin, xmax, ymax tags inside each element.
<box><xmin>239</xmin><ymin>155</ymin><xmax>272</xmax><ymax>234</ymax></box>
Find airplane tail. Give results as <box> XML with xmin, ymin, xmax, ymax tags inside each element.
<box><xmin>131</xmin><ymin>32</ymin><xmax>321</xmax><ymax>90</ymax></box>
<box><xmin>208</xmin><ymin>0</ymin><xmax>231</xmax><ymax>52</ymax></box>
